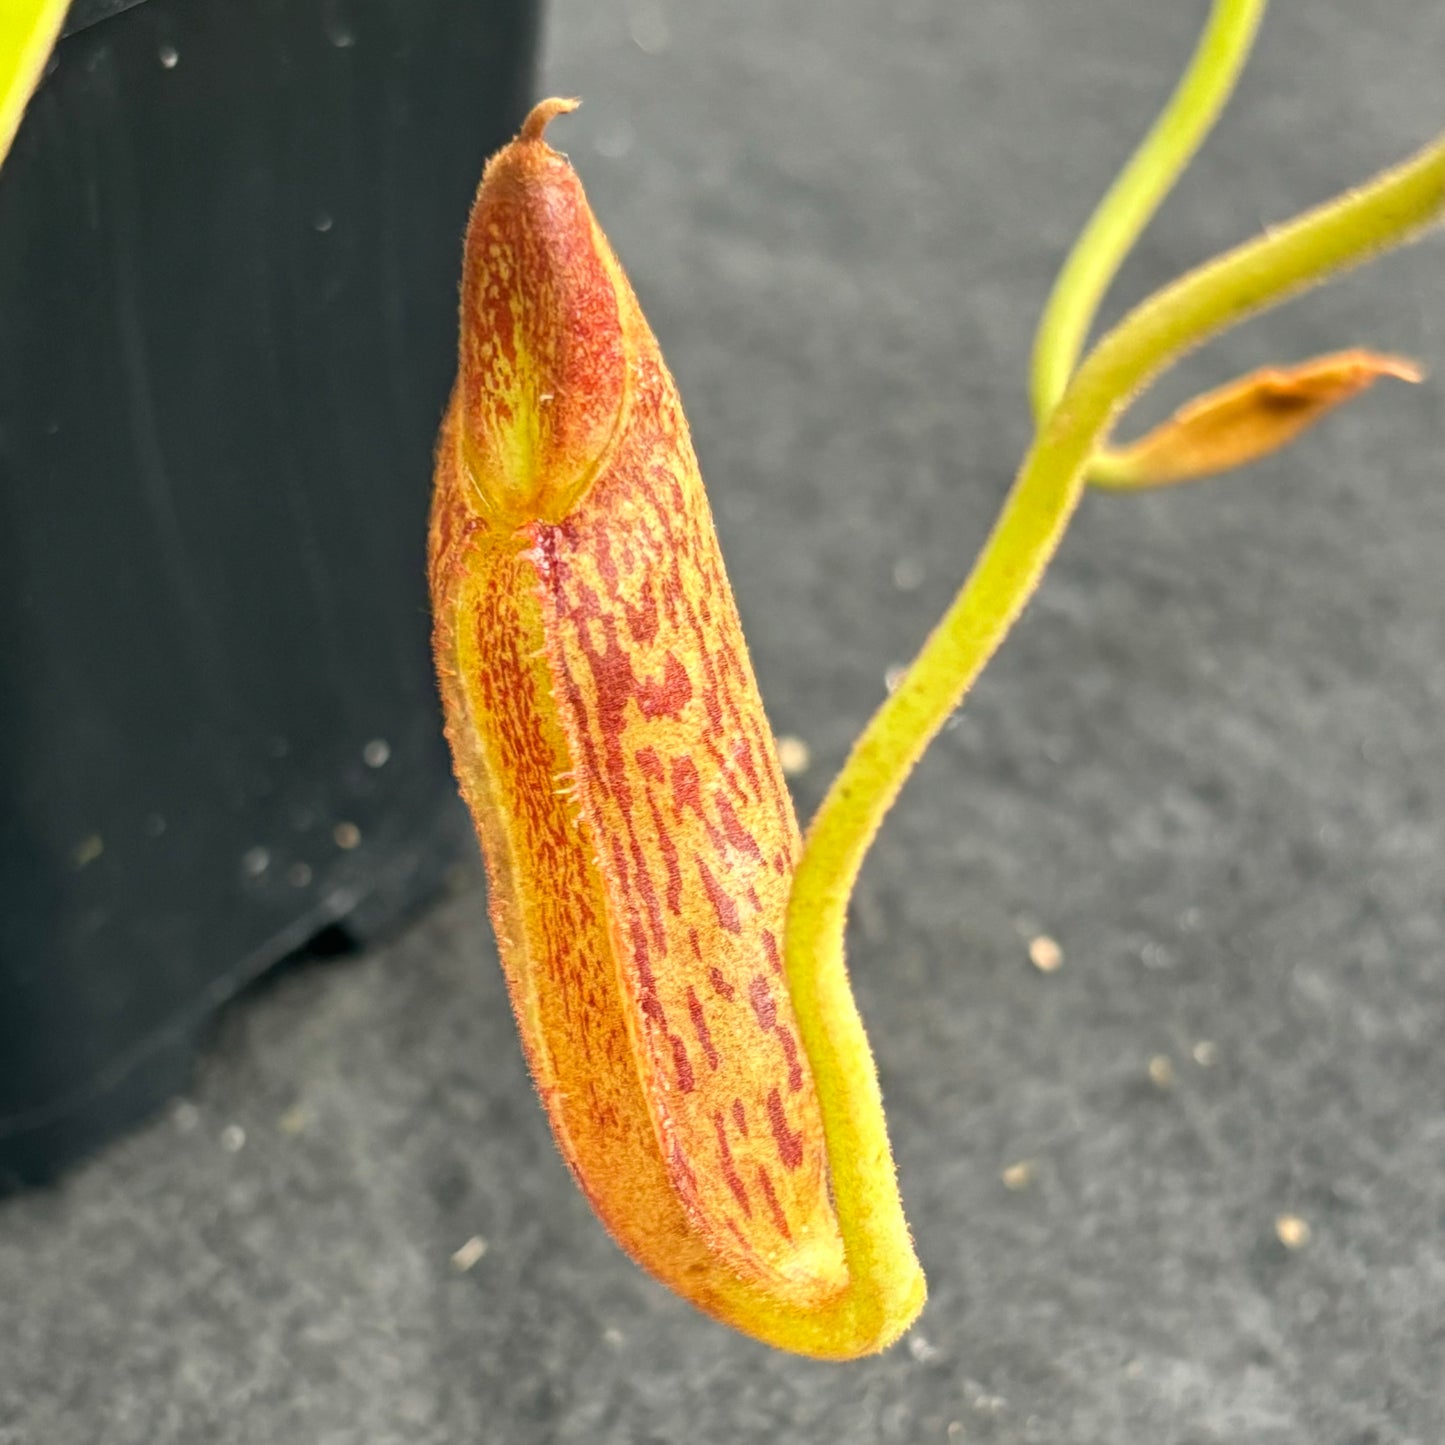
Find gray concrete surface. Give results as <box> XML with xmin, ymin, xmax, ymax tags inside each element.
<box><xmin>4</xmin><ymin>1</ymin><xmax>1445</xmax><ymax>1441</ymax></box>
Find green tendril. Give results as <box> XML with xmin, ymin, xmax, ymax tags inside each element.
<box><xmin>1029</xmin><ymin>0</ymin><xmax>1267</xmax><ymax>427</ymax></box>
<box><xmin>784</xmin><ymin>0</ymin><xmax>1444</xmax><ymax>1339</ymax></box>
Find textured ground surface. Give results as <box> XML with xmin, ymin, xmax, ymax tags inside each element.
<box><xmin>4</xmin><ymin>1</ymin><xmax>1445</xmax><ymax>1442</ymax></box>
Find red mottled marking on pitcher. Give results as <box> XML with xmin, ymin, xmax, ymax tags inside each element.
<box><xmin>428</xmin><ymin>100</ymin><xmax>846</xmax><ymax>1336</ymax></box>
<box><xmin>756</xmin><ymin>1166</ymin><xmax>792</xmax><ymax>1241</ymax></box>
<box><xmin>714</xmin><ymin>1112</ymin><xmax>752</xmax><ymax>1216</ymax></box>
<box><xmin>687</xmin><ymin>985</ymin><xmax>721</xmax><ymax>1072</ymax></box>
<box><xmin>767</xmin><ymin>1088</ymin><xmax>805</xmax><ymax>1172</ymax></box>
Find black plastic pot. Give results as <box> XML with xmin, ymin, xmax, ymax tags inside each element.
<box><xmin>0</xmin><ymin>0</ymin><xmax>539</xmax><ymax>1187</ymax></box>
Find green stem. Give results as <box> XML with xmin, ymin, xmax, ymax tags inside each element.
<box><xmin>1029</xmin><ymin>0</ymin><xmax>1267</xmax><ymax>426</ymax></box>
<box><xmin>788</xmin><ymin>127</ymin><xmax>1445</xmax><ymax>1335</ymax></box>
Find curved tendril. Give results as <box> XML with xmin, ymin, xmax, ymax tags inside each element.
<box><xmin>1029</xmin><ymin>0</ymin><xmax>1267</xmax><ymax>427</ymax></box>
<box><xmin>787</xmin><ymin>123</ymin><xmax>1445</xmax><ymax>1324</ymax></box>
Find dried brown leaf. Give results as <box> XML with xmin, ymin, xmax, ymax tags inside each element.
<box><xmin>1096</xmin><ymin>349</ymin><xmax>1423</xmax><ymax>487</ymax></box>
